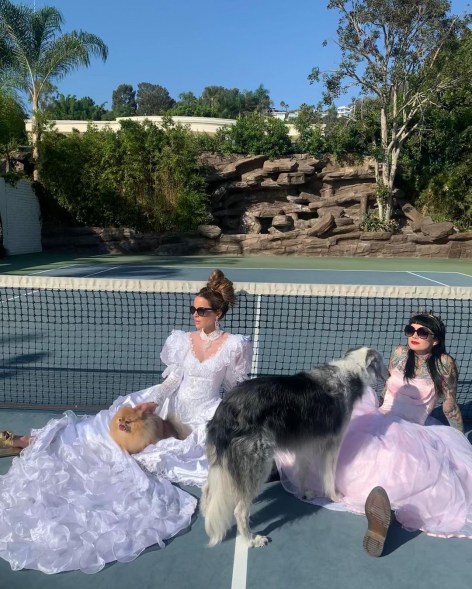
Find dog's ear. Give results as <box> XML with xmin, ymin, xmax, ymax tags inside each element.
<box><xmin>135</xmin><ymin>402</ymin><xmax>158</xmax><ymax>417</ymax></box>
<box><xmin>365</xmin><ymin>349</ymin><xmax>389</xmax><ymax>381</ymax></box>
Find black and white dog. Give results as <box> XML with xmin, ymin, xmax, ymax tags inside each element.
<box><xmin>201</xmin><ymin>347</ymin><xmax>388</xmax><ymax>547</ymax></box>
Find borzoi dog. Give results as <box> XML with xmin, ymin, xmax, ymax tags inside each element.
<box><xmin>201</xmin><ymin>347</ymin><xmax>388</xmax><ymax>547</ymax></box>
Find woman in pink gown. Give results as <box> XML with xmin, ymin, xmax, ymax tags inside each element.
<box><xmin>277</xmin><ymin>312</ymin><xmax>472</xmax><ymax>553</ymax></box>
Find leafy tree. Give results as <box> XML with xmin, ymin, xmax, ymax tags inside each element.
<box><xmin>111</xmin><ymin>83</ymin><xmax>137</xmax><ymax>117</ymax></box>
<box><xmin>292</xmin><ymin>103</ymin><xmax>326</xmax><ymax>155</ymax></box>
<box><xmin>400</xmin><ymin>30</ymin><xmax>472</xmax><ymax>227</ymax></box>
<box><xmin>415</xmin><ymin>157</ymin><xmax>472</xmax><ymax>229</ymax></box>
<box><xmin>325</xmin><ymin>97</ymin><xmax>381</xmax><ymax>160</ymax></box>
<box><xmin>247</xmin><ymin>84</ymin><xmax>272</xmax><ymax>114</ymax></box>
<box><xmin>46</xmin><ymin>93</ymin><xmax>107</xmax><ymax>120</ymax></box>
<box><xmin>38</xmin><ymin>118</ymin><xmax>209</xmax><ymax>231</ymax></box>
<box><xmin>321</xmin><ymin>104</ymin><xmax>338</xmax><ymax>136</ymax></box>
<box><xmin>310</xmin><ymin>0</ymin><xmax>470</xmax><ymax>221</ymax></box>
<box><xmin>0</xmin><ymin>90</ymin><xmax>26</xmax><ymax>171</ymax></box>
<box><xmin>168</xmin><ymin>85</ymin><xmax>272</xmax><ymax>118</ymax></box>
<box><xmin>215</xmin><ymin>112</ymin><xmax>292</xmax><ymax>158</ymax></box>
<box><xmin>136</xmin><ymin>83</ymin><xmax>175</xmax><ymax>115</ymax></box>
<box><xmin>168</xmin><ymin>91</ymin><xmax>207</xmax><ymax>116</ymax></box>
<box><xmin>201</xmin><ymin>86</ymin><xmax>237</xmax><ymax>118</ymax></box>
<box><xmin>0</xmin><ymin>1</ymin><xmax>108</xmax><ymax>179</ymax></box>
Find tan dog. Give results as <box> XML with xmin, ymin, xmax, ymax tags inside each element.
<box><xmin>110</xmin><ymin>402</ymin><xmax>190</xmax><ymax>454</ymax></box>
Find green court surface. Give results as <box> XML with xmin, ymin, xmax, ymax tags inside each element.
<box><xmin>2</xmin><ymin>251</ymin><xmax>472</xmax><ymax>275</ymax></box>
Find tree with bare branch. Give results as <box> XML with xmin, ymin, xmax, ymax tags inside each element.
<box><xmin>309</xmin><ymin>0</ymin><xmax>470</xmax><ymax>222</ymax></box>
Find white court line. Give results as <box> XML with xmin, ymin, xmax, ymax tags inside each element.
<box><xmin>452</xmin><ymin>272</ymin><xmax>472</xmax><ymax>278</ymax></box>
<box><xmin>407</xmin><ymin>271</ymin><xmax>450</xmax><ymax>287</ymax></box>
<box><xmin>29</xmin><ymin>264</ymin><xmax>80</xmax><ymax>275</ymax></box>
<box><xmin>28</xmin><ymin>263</ymin><xmax>471</xmax><ymax>277</ymax></box>
<box><xmin>81</xmin><ymin>266</ymin><xmax>120</xmax><ymax>278</ymax></box>
<box><xmin>250</xmin><ymin>294</ymin><xmax>262</xmax><ymax>376</ymax></box>
<box><xmin>26</xmin><ymin>264</ymin><xmax>119</xmax><ymax>278</ymax></box>
<box><xmin>4</xmin><ymin>289</ymin><xmax>39</xmax><ymax>303</ymax></box>
<box><xmin>2</xmin><ymin>266</ymin><xmax>118</xmax><ymax>301</ymax></box>
<box><xmin>135</xmin><ymin>264</ymin><xmax>467</xmax><ymax>274</ymax></box>
<box><xmin>231</xmin><ymin>534</ymin><xmax>249</xmax><ymax>589</ymax></box>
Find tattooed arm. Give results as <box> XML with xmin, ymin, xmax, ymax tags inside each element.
<box><xmin>379</xmin><ymin>345</ymin><xmax>406</xmax><ymax>406</ymax></box>
<box><xmin>441</xmin><ymin>355</ymin><xmax>464</xmax><ymax>433</ymax></box>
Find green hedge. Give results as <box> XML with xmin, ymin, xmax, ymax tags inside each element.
<box><xmin>38</xmin><ymin>118</ymin><xmax>209</xmax><ymax>231</ymax></box>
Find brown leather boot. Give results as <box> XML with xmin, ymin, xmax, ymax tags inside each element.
<box><xmin>363</xmin><ymin>486</ymin><xmax>392</xmax><ymax>557</ymax></box>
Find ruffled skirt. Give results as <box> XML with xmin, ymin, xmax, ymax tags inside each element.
<box><xmin>0</xmin><ymin>388</ymin><xmax>200</xmax><ymax>574</ymax></box>
<box><xmin>276</xmin><ymin>387</ymin><xmax>472</xmax><ymax>539</ymax></box>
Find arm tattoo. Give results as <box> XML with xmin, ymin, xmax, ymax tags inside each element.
<box><xmin>441</xmin><ymin>356</ymin><xmax>464</xmax><ymax>432</ymax></box>
<box><xmin>389</xmin><ymin>345</ymin><xmax>406</xmax><ymax>371</ymax></box>
<box><xmin>379</xmin><ymin>346</ymin><xmax>405</xmax><ymax>405</ymax></box>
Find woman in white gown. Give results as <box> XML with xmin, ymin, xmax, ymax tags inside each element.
<box><xmin>0</xmin><ymin>270</ymin><xmax>252</xmax><ymax>574</ymax></box>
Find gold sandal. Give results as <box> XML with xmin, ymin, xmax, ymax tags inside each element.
<box><xmin>0</xmin><ymin>431</ymin><xmax>22</xmax><ymax>457</ymax></box>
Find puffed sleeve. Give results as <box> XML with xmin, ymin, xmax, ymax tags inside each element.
<box><xmin>222</xmin><ymin>335</ymin><xmax>253</xmax><ymax>395</ymax></box>
<box><xmin>146</xmin><ymin>330</ymin><xmax>189</xmax><ymax>403</ymax></box>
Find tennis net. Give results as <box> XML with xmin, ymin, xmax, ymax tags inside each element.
<box><xmin>1</xmin><ymin>275</ymin><xmax>471</xmax><ymax>418</ymax></box>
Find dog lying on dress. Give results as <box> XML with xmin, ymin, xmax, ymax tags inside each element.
<box><xmin>110</xmin><ymin>402</ymin><xmax>191</xmax><ymax>454</ymax></box>
<box><xmin>201</xmin><ymin>347</ymin><xmax>389</xmax><ymax>547</ymax></box>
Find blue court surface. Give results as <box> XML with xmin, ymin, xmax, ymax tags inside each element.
<box><xmin>19</xmin><ymin>262</ymin><xmax>472</xmax><ymax>286</ymax></box>
<box><xmin>1</xmin><ymin>427</ymin><xmax>472</xmax><ymax>589</ymax></box>
<box><xmin>1</xmin><ymin>257</ymin><xmax>472</xmax><ymax>588</ymax></box>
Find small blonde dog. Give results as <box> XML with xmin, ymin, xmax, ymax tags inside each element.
<box><xmin>110</xmin><ymin>402</ymin><xmax>190</xmax><ymax>454</ymax></box>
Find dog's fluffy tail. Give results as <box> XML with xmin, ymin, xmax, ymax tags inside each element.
<box><xmin>202</xmin><ymin>447</ymin><xmax>237</xmax><ymax>547</ymax></box>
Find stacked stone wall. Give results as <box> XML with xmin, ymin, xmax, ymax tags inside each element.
<box><xmin>41</xmin><ymin>154</ymin><xmax>472</xmax><ymax>259</ymax></box>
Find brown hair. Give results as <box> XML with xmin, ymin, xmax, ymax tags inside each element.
<box><xmin>196</xmin><ymin>269</ymin><xmax>236</xmax><ymax>319</ymax></box>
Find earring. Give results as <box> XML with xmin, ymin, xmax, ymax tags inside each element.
<box><xmin>215</xmin><ymin>317</ymin><xmax>220</xmax><ymax>331</ymax></box>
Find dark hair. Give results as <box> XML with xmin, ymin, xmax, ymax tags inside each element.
<box><xmin>196</xmin><ymin>269</ymin><xmax>236</xmax><ymax>319</ymax></box>
<box><xmin>404</xmin><ymin>312</ymin><xmax>450</xmax><ymax>398</ymax></box>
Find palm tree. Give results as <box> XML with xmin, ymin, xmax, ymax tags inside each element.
<box><xmin>0</xmin><ymin>1</ymin><xmax>108</xmax><ymax>178</ymax></box>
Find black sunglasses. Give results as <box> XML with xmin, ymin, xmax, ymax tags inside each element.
<box><xmin>190</xmin><ymin>306</ymin><xmax>215</xmax><ymax>317</ymax></box>
<box><xmin>404</xmin><ymin>325</ymin><xmax>433</xmax><ymax>340</ymax></box>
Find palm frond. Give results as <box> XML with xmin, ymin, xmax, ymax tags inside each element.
<box><xmin>31</xmin><ymin>6</ymin><xmax>64</xmax><ymax>59</ymax></box>
<box><xmin>38</xmin><ymin>31</ymin><xmax>108</xmax><ymax>83</ymax></box>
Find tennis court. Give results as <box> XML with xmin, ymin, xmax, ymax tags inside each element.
<box><xmin>1</xmin><ymin>254</ymin><xmax>472</xmax><ymax>588</ymax></box>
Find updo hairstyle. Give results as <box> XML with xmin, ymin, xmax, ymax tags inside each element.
<box><xmin>196</xmin><ymin>269</ymin><xmax>236</xmax><ymax>319</ymax></box>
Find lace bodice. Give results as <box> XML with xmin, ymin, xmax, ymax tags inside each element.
<box><xmin>147</xmin><ymin>330</ymin><xmax>252</xmax><ymax>426</ymax></box>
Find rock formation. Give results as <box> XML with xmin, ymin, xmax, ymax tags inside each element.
<box><xmin>41</xmin><ymin>154</ymin><xmax>472</xmax><ymax>258</ymax></box>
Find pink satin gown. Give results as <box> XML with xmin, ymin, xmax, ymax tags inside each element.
<box><xmin>276</xmin><ymin>368</ymin><xmax>472</xmax><ymax>539</ymax></box>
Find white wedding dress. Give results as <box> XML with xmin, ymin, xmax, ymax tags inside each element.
<box><xmin>0</xmin><ymin>330</ymin><xmax>252</xmax><ymax>575</ymax></box>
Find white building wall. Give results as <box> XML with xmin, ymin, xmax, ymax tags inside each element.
<box><xmin>25</xmin><ymin>115</ymin><xmax>300</xmax><ymax>138</ymax></box>
<box><xmin>0</xmin><ymin>179</ymin><xmax>42</xmax><ymax>255</ymax></box>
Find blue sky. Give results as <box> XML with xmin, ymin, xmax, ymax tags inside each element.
<box><xmin>19</xmin><ymin>0</ymin><xmax>472</xmax><ymax>112</ymax></box>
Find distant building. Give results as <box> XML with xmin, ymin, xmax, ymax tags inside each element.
<box><xmin>267</xmin><ymin>108</ymin><xmax>301</xmax><ymax>121</ymax></box>
<box><xmin>336</xmin><ymin>105</ymin><xmax>353</xmax><ymax>118</ymax></box>
<box><xmin>25</xmin><ymin>115</ymin><xmax>301</xmax><ymax>138</ymax></box>
<box><xmin>267</xmin><ymin>108</ymin><xmax>289</xmax><ymax>121</ymax></box>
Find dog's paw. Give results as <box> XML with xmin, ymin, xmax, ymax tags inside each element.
<box><xmin>249</xmin><ymin>534</ymin><xmax>269</xmax><ymax>548</ymax></box>
<box><xmin>328</xmin><ymin>491</ymin><xmax>343</xmax><ymax>503</ymax></box>
<box><xmin>302</xmin><ymin>489</ymin><xmax>316</xmax><ymax>501</ymax></box>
